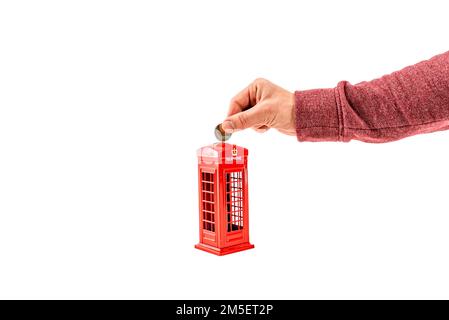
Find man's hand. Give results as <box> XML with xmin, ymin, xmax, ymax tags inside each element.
<box><xmin>221</xmin><ymin>78</ymin><xmax>296</xmax><ymax>136</ymax></box>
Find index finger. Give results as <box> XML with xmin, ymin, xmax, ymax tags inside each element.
<box><xmin>227</xmin><ymin>83</ymin><xmax>258</xmax><ymax>117</ymax></box>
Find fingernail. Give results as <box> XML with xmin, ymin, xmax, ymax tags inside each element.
<box><xmin>221</xmin><ymin>120</ymin><xmax>234</xmax><ymax>133</ymax></box>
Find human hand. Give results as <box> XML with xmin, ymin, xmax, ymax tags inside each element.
<box><xmin>221</xmin><ymin>78</ymin><xmax>296</xmax><ymax>136</ymax></box>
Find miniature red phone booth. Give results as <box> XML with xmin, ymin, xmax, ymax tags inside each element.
<box><xmin>195</xmin><ymin>143</ymin><xmax>254</xmax><ymax>256</ymax></box>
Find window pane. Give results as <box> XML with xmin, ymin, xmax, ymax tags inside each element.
<box><xmin>226</xmin><ymin>170</ymin><xmax>244</xmax><ymax>232</ymax></box>
<box><xmin>201</xmin><ymin>170</ymin><xmax>215</xmax><ymax>232</ymax></box>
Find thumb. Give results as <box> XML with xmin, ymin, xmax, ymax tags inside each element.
<box><xmin>221</xmin><ymin>106</ymin><xmax>267</xmax><ymax>133</ymax></box>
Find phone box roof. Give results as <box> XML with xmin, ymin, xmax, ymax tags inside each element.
<box><xmin>197</xmin><ymin>143</ymin><xmax>248</xmax><ymax>165</ymax></box>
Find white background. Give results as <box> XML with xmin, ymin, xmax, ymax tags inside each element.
<box><xmin>1</xmin><ymin>0</ymin><xmax>449</xmax><ymax>299</ymax></box>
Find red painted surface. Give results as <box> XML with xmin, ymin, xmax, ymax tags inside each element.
<box><xmin>195</xmin><ymin>143</ymin><xmax>254</xmax><ymax>256</ymax></box>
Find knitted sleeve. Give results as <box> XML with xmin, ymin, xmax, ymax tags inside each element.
<box><xmin>295</xmin><ymin>51</ymin><xmax>449</xmax><ymax>142</ymax></box>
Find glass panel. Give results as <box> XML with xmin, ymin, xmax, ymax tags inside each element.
<box><xmin>226</xmin><ymin>170</ymin><xmax>244</xmax><ymax>232</ymax></box>
<box><xmin>201</xmin><ymin>170</ymin><xmax>215</xmax><ymax>232</ymax></box>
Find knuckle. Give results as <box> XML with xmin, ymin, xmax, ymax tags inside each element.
<box><xmin>253</xmin><ymin>77</ymin><xmax>268</xmax><ymax>86</ymax></box>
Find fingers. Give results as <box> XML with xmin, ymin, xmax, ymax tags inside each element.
<box><xmin>227</xmin><ymin>85</ymin><xmax>252</xmax><ymax>117</ymax></box>
<box><xmin>227</xmin><ymin>78</ymin><xmax>268</xmax><ymax>117</ymax></box>
<box><xmin>221</xmin><ymin>105</ymin><xmax>268</xmax><ymax>133</ymax></box>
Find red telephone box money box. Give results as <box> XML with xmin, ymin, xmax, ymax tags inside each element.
<box><xmin>195</xmin><ymin>143</ymin><xmax>254</xmax><ymax>256</ymax></box>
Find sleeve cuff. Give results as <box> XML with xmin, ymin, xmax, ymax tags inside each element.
<box><xmin>295</xmin><ymin>88</ymin><xmax>342</xmax><ymax>142</ymax></box>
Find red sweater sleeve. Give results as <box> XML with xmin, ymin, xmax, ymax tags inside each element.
<box><xmin>295</xmin><ymin>51</ymin><xmax>449</xmax><ymax>142</ymax></box>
